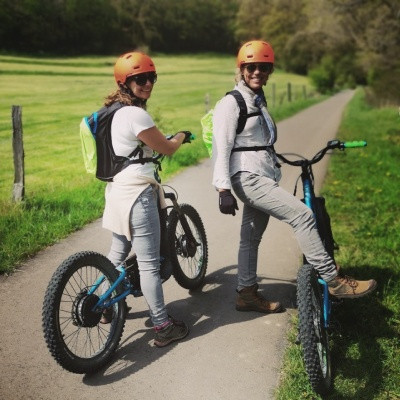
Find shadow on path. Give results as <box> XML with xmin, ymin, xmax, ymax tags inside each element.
<box><xmin>83</xmin><ymin>265</ymin><xmax>297</xmax><ymax>386</ymax></box>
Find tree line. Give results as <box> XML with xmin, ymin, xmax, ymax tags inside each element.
<box><xmin>1</xmin><ymin>0</ymin><xmax>399</xmax><ymax>100</ymax></box>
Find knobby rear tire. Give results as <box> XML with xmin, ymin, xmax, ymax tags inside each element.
<box><xmin>167</xmin><ymin>204</ymin><xmax>208</xmax><ymax>289</ymax></box>
<box><xmin>297</xmin><ymin>264</ymin><xmax>332</xmax><ymax>395</ymax></box>
<box><xmin>42</xmin><ymin>251</ymin><xmax>127</xmax><ymax>374</ymax></box>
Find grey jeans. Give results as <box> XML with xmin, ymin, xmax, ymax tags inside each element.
<box><xmin>107</xmin><ymin>185</ymin><xmax>168</xmax><ymax>327</ymax></box>
<box><xmin>231</xmin><ymin>172</ymin><xmax>337</xmax><ymax>290</ymax></box>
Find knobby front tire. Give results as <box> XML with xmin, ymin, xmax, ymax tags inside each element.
<box><xmin>297</xmin><ymin>264</ymin><xmax>332</xmax><ymax>395</ymax></box>
<box><xmin>167</xmin><ymin>204</ymin><xmax>208</xmax><ymax>289</ymax></box>
<box><xmin>42</xmin><ymin>251</ymin><xmax>127</xmax><ymax>374</ymax></box>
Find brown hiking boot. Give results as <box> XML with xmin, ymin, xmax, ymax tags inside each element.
<box><xmin>328</xmin><ymin>275</ymin><xmax>377</xmax><ymax>299</ymax></box>
<box><xmin>236</xmin><ymin>283</ymin><xmax>284</xmax><ymax>313</ymax></box>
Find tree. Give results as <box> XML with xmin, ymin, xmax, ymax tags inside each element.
<box><xmin>135</xmin><ymin>0</ymin><xmax>238</xmax><ymax>53</ymax></box>
<box><xmin>259</xmin><ymin>0</ymin><xmax>308</xmax><ymax>69</ymax></box>
<box><xmin>331</xmin><ymin>0</ymin><xmax>400</xmax><ymax>101</ymax></box>
<box><xmin>0</xmin><ymin>0</ymin><xmax>122</xmax><ymax>54</ymax></box>
<box><xmin>235</xmin><ymin>0</ymin><xmax>271</xmax><ymax>45</ymax></box>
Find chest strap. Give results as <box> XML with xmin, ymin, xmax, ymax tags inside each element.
<box><xmin>126</xmin><ymin>145</ymin><xmax>161</xmax><ymax>168</ymax></box>
<box><xmin>231</xmin><ymin>145</ymin><xmax>268</xmax><ymax>152</ymax></box>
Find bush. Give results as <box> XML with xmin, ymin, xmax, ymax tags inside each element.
<box><xmin>309</xmin><ymin>54</ymin><xmax>365</xmax><ymax>94</ymax></box>
<box><xmin>366</xmin><ymin>68</ymin><xmax>400</xmax><ymax>107</ymax></box>
<box><xmin>309</xmin><ymin>55</ymin><xmax>336</xmax><ymax>94</ymax></box>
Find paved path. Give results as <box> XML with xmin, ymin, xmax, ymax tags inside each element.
<box><xmin>0</xmin><ymin>90</ymin><xmax>354</xmax><ymax>400</ymax></box>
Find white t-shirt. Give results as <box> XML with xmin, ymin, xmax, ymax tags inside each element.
<box><xmin>111</xmin><ymin>106</ymin><xmax>155</xmax><ymax>178</ymax></box>
<box><xmin>103</xmin><ymin>105</ymin><xmax>162</xmax><ymax>239</ymax></box>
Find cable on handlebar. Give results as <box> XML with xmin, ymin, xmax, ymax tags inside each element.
<box><xmin>277</xmin><ymin>139</ymin><xmax>367</xmax><ymax>167</ymax></box>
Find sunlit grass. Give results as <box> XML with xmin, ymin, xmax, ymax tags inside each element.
<box><xmin>0</xmin><ymin>53</ymin><xmax>319</xmax><ymax>274</ymax></box>
<box><xmin>275</xmin><ymin>89</ymin><xmax>400</xmax><ymax>399</ymax></box>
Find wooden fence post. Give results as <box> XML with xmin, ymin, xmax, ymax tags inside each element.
<box><xmin>287</xmin><ymin>82</ymin><xmax>292</xmax><ymax>102</ymax></box>
<box><xmin>12</xmin><ymin>105</ymin><xmax>25</xmax><ymax>202</ymax></box>
<box><xmin>271</xmin><ymin>83</ymin><xmax>276</xmax><ymax>107</ymax></box>
<box><xmin>205</xmin><ymin>93</ymin><xmax>210</xmax><ymax>113</ymax></box>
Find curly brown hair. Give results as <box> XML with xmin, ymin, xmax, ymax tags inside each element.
<box><xmin>104</xmin><ymin>80</ymin><xmax>147</xmax><ymax>109</ymax></box>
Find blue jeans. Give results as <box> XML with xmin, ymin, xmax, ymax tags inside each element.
<box><xmin>231</xmin><ymin>172</ymin><xmax>337</xmax><ymax>290</ymax></box>
<box><xmin>107</xmin><ymin>185</ymin><xmax>168</xmax><ymax>327</ymax></box>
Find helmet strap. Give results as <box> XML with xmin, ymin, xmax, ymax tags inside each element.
<box><xmin>241</xmin><ymin>74</ymin><xmax>268</xmax><ymax>90</ymax></box>
<box><xmin>119</xmin><ymin>83</ymin><xmax>147</xmax><ymax>108</ymax></box>
<box><xmin>241</xmin><ymin>75</ymin><xmax>255</xmax><ymax>91</ymax></box>
<box><xmin>120</xmin><ymin>83</ymin><xmax>134</xmax><ymax>96</ymax></box>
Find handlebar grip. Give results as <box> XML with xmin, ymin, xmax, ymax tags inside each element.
<box><xmin>343</xmin><ymin>140</ymin><xmax>367</xmax><ymax>148</ymax></box>
<box><xmin>166</xmin><ymin>132</ymin><xmax>195</xmax><ymax>143</ymax></box>
<box><xmin>181</xmin><ymin>130</ymin><xmax>194</xmax><ymax>144</ymax></box>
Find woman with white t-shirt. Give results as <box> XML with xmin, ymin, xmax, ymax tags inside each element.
<box><xmin>100</xmin><ymin>51</ymin><xmax>191</xmax><ymax>347</ymax></box>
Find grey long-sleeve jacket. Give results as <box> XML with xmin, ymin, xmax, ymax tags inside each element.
<box><xmin>212</xmin><ymin>80</ymin><xmax>281</xmax><ymax>190</ymax></box>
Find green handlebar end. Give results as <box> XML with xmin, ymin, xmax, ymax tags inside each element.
<box><xmin>344</xmin><ymin>140</ymin><xmax>367</xmax><ymax>148</ymax></box>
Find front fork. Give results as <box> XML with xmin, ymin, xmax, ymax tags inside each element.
<box><xmin>87</xmin><ymin>191</ymin><xmax>199</xmax><ymax>314</ymax></box>
<box><xmin>164</xmin><ymin>192</ymin><xmax>197</xmax><ymax>246</ymax></box>
<box><xmin>88</xmin><ymin>265</ymin><xmax>132</xmax><ymax>312</ymax></box>
<box><xmin>303</xmin><ymin>173</ymin><xmax>331</xmax><ymax>329</ymax></box>
<box><xmin>318</xmin><ymin>278</ymin><xmax>331</xmax><ymax>328</ymax></box>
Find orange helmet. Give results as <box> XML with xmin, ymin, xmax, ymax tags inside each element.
<box><xmin>237</xmin><ymin>40</ymin><xmax>275</xmax><ymax>67</ymax></box>
<box><xmin>114</xmin><ymin>52</ymin><xmax>156</xmax><ymax>85</ymax></box>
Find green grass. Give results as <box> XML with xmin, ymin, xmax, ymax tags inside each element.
<box><xmin>276</xmin><ymin>89</ymin><xmax>400</xmax><ymax>400</ymax></box>
<box><xmin>0</xmin><ymin>53</ymin><xmax>320</xmax><ymax>274</ymax></box>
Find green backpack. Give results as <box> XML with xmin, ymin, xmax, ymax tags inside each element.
<box><xmin>79</xmin><ymin>117</ymin><xmax>97</xmax><ymax>175</ymax></box>
<box><xmin>79</xmin><ymin>102</ymin><xmax>126</xmax><ymax>180</ymax></box>
<box><xmin>201</xmin><ymin>90</ymin><xmax>261</xmax><ymax>157</ymax></box>
<box><xmin>79</xmin><ymin>102</ymin><xmax>157</xmax><ymax>182</ymax></box>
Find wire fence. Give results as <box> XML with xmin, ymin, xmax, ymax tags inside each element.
<box><xmin>266</xmin><ymin>82</ymin><xmax>317</xmax><ymax>107</ymax></box>
<box><xmin>204</xmin><ymin>82</ymin><xmax>317</xmax><ymax>112</ymax></box>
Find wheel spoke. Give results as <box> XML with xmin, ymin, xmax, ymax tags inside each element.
<box><xmin>175</xmin><ymin>216</ymin><xmax>203</xmax><ymax>278</ymax></box>
<box><xmin>42</xmin><ymin>251</ymin><xmax>129</xmax><ymax>374</ymax></box>
<box><xmin>167</xmin><ymin>205</ymin><xmax>207</xmax><ymax>289</ymax></box>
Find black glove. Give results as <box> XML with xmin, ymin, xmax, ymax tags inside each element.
<box><xmin>219</xmin><ymin>191</ymin><xmax>239</xmax><ymax>216</ymax></box>
<box><xmin>181</xmin><ymin>130</ymin><xmax>193</xmax><ymax>144</ymax></box>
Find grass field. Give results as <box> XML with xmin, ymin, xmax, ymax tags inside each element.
<box><xmin>0</xmin><ymin>53</ymin><xmax>319</xmax><ymax>274</ymax></box>
<box><xmin>275</xmin><ymin>90</ymin><xmax>400</xmax><ymax>399</ymax></box>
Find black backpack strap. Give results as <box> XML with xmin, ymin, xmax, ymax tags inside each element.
<box><xmin>226</xmin><ymin>90</ymin><xmax>247</xmax><ymax>134</ymax></box>
<box><xmin>106</xmin><ymin>104</ymin><xmax>159</xmax><ymax>167</ymax></box>
<box><xmin>126</xmin><ymin>143</ymin><xmax>161</xmax><ymax>167</ymax></box>
<box><xmin>231</xmin><ymin>146</ymin><xmax>268</xmax><ymax>152</ymax></box>
<box><xmin>125</xmin><ymin>157</ymin><xmax>160</xmax><ymax>166</ymax></box>
<box><xmin>226</xmin><ymin>90</ymin><xmax>261</xmax><ymax>134</ymax></box>
<box><xmin>129</xmin><ymin>145</ymin><xmax>144</xmax><ymax>159</ymax></box>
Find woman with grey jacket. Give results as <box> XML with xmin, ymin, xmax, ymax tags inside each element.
<box><xmin>212</xmin><ymin>40</ymin><xmax>376</xmax><ymax>313</ymax></box>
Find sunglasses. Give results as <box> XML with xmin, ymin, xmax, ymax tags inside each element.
<box><xmin>131</xmin><ymin>72</ymin><xmax>157</xmax><ymax>86</ymax></box>
<box><xmin>244</xmin><ymin>63</ymin><xmax>274</xmax><ymax>74</ymax></box>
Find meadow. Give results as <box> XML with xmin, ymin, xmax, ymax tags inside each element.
<box><xmin>276</xmin><ymin>90</ymin><xmax>400</xmax><ymax>399</ymax></box>
<box><xmin>0</xmin><ymin>53</ymin><xmax>318</xmax><ymax>273</ymax></box>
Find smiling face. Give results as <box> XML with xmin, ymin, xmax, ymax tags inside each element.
<box><xmin>128</xmin><ymin>78</ymin><xmax>154</xmax><ymax>100</ymax></box>
<box><xmin>125</xmin><ymin>72</ymin><xmax>157</xmax><ymax>101</ymax></box>
<box><xmin>241</xmin><ymin>63</ymin><xmax>273</xmax><ymax>91</ymax></box>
